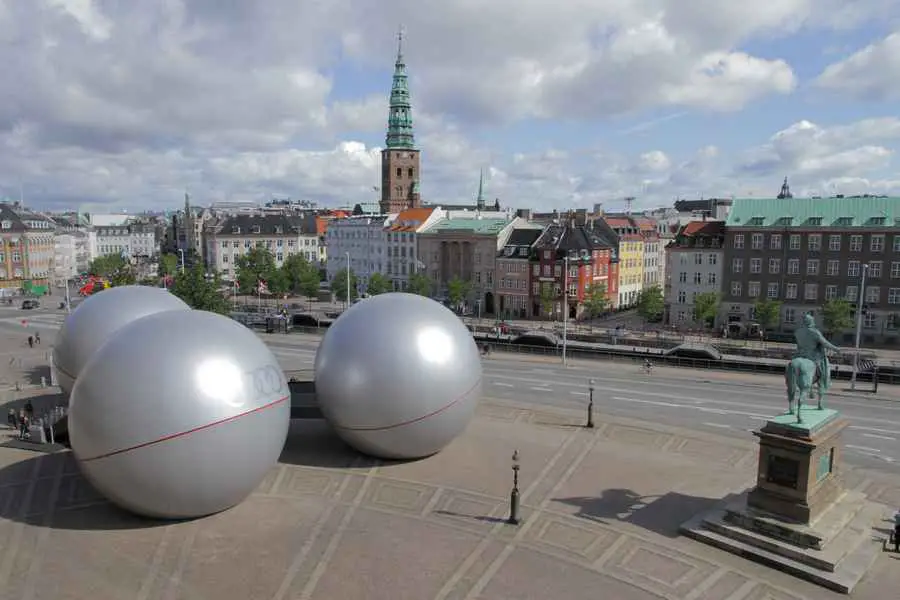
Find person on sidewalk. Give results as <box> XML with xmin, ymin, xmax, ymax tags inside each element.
<box><xmin>894</xmin><ymin>522</ymin><xmax>900</xmax><ymax>553</ymax></box>
<box><xmin>27</xmin><ymin>335</ymin><xmax>33</xmax><ymax>348</ymax></box>
<box><xmin>34</xmin><ymin>331</ymin><xmax>40</xmax><ymax>345</ymax></box>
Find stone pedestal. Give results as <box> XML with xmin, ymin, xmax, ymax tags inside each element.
<box><xmin>681</xmin><ymin>405</ymin><xmax>887</xmax><ymax>594</ymax></box>
<box><xmin>747</xmin><ymin>407</ymin><xmax>845</xmax><ymax>527</ymax></box>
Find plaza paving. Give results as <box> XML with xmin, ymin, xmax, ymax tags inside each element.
<box><xmin>2</xmin><ymin>395</ymin><xmax>900</xmax><ymax>599</ymax></box>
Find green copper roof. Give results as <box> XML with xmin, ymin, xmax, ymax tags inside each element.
<box><xmin>727</xmin><ymin>197</ymin><xmax>900</xmax><ymax>228</ymax></box>
<box><xmin>423</xmin><ymin>217</ymin><xmax>510</xmax><ymax>234</ymax></box>
<box><xmin>385</xmin><ymin>30</ymin><xmax>415</xmax><ymax>150</ymax></box>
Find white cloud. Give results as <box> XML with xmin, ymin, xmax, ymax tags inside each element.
<box><xmin>815</xmin><ymin>31</ymin><xmax>900</xmax><ymax>101</ymax></box>
<box><xmin>0</xmin><ymin>1</ymin><xmax>898</xmax><ymax>211</ymax></box>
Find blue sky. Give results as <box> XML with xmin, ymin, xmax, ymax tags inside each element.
<box><xmin>0</xmin><ymin>1</ymin><xmax>898</xmax><ymax>212</ymax></box>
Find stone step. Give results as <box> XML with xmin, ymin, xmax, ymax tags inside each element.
<box><xmin>681</xmin><ymin>508</ymin><xmax>885</xmax><ymax>595</ymax></box>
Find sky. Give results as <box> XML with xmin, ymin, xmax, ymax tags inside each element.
<box><xmin>1</xmin><ymin>1</ymin><xmax>899</xmax><ymax>213</ymax></box>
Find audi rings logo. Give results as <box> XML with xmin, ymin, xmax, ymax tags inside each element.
<box><xmin>245</xmin><ymin>364</ymin><xmax>286</xmax><ymax>399</ymax></box>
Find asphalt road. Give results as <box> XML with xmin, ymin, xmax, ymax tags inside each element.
<box><xmin>263</xmin><ymin>334</ymin><xmax>900</xmax><ymax>476</ymax></box>
<box><xmin>12</xmin><ymin>310</ymin><xmax>900</xmax><ymax>475</ymax></box>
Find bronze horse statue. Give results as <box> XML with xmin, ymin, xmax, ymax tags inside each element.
<box><xmin>784</xmin><ymin>356</ymin><xmax>826</xmax><ymax>424</ymax></box>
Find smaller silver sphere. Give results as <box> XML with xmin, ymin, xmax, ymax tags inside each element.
<box><xmin>315</xmin><ymin>293</ymin><xmax>482</xmax><ymax>460</ymax></box>
<box><xmin>69</xmin><ymin>310</ymin><xmax>290</xmax><ymax>519</ymax></box>
<box><xmin>52</xmin><ymin>286</ymin><xmax>189</xmax><ymax>395</ymax></box>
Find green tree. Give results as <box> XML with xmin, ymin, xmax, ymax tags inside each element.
<box><xmin>407</xmin><ymin>273</ymin><xmax>432</xmax><ymax>296</ymax></box>
<box><xmin>235</xmin><ymin>247</ymin><xmax>277</xmax><ymax>294</ymax></box>
<box><xmin>822</xmin><ymin>299</ymin><xmax>854</xmax><ymax>333</ymax></box>
<box><xmin>582</xmin><ymin>283</ymin><xmax>609</xmax><ymax>319</ymax></box>
<box><xmin>636</xmin><ymin>285</ymin><xmax>664</xmax><ymax>322</ymax></box>
<box><xmin>693</xmin><ymin>292</ymin><xmax>721</xmax><ymax>328</ymax></box>
<box><xmin>366</xmin><ymin>272</ymin><xmax>391</xmax><ymax>295</ymax></box>
<box><xmin>159</xmin><ymin>253</ymin><xmax>179</xmax><ymax>277</ymax></box>
<box><xmin>446</xmin><ymin>277</ymin><xmax>471</xmax><ymax>310</ymax></box>
<box><xmin>170</xmin><ymin>263</ymin><xmax>230</xmax><ymax>314</ymax></box>
<box><xmin>331</xmin><ymin>267</ymin><xmax>358</xmax><ymax>303</ymax></box>
<box><xmin>753</xmin><ymin>298</ymin><xmax>782</xmax><ymax>334</ymax></box>
<box><xmin>88</xmin><ymin>253</ymin><xmax>136</xmax><ymax>287</ymax></box>
<box><xmin>280</xmin><ymin>253</ymin><xmax>309</xmax><ymax>295</ymax></box>
<box><xmin>298</xmin><ymin>266</ymin><xmax>321</xmax><ymax>302</ymax></box>
<box><xmin>539</xmin><ymin>282</ymin><xmax>556</xmax><ymax>318</ymax></box>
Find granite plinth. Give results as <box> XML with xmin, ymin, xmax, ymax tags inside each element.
<box><xmin>766</xmin><ymin>406</ymin><xmax>839</xmax><ymax>434</ymax></box>
<box><xmin>681</xmin><ymin>489</ymin><xmax>887</xmax><ymax>594</ymax></box>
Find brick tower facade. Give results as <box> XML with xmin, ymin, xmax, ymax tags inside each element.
<box><xmin>380</xmin><ymin>29</ymin><xmax>421</xmax><ymax>214</ymax></box>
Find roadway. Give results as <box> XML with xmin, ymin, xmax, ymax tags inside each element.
<box><xmin>9</xmin><ymin>309</ymin><xmax>900</xmax><ymax>474</ymax></box>
<box><xmin>263</xmin><ymin>334</ymin><xmax>900</xmax><ymax>475</ymax></box>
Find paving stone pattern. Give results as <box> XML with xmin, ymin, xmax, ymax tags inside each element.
<box><xmin>1</xmin><ymin>399</ymin><xmax>899</xmax><ymax>599</ymax></box>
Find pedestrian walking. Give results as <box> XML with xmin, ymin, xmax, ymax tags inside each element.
<box><xmin>27</xmin><ymin>335</ymin><xmax>33</xmax><ymax>348</ymax></box>
<box><xmin>34</xmin><ymin>331</ymin><xmax>40</xmax><ymax>345</ymax></box>
<box><xmin>7</xmin><ymin>408</ymin><xmax>16</xmax><ymax>430</ymax></box>
<box><xmin>24</xmin><ymin>399</ymin><xmax>34</xmax><ymax>420</ymax></box>
<box><xmin>894</xmin><ymin>522</ymin><xmax>900</xmax><ymax>553</ymax></box>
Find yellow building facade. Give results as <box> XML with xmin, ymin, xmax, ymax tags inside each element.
<box><xmin>0</xmin><ymin>204</ymin><xmax>55</xmax><ymax>291</ymax></box>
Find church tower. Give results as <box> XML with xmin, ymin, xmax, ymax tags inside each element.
<box><xmin>380</xmin><ymin>28</ymin><xmax>421</xmax><ymax>214</ymax></box>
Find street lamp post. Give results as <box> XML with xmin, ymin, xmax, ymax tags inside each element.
<box><xmin>562</xmin><ymin>255</ymin><xmax>569</xmax><ymax>367</ymax></box>
<box><xmin>64</xmin><ymin>277</ymin><xmax>72</xmax><ymax>313</ymax></box>
<box><xmin>177</xmin><ymin>249</ymin><xmax>186</xmax><ymax>273</ymax></box>
<box><xmin>586</xmin><ymin>379</ymin><xmax>595</xmax><ymax>428</ymax></box>
<box><xmin>850</xmin><ymin>263</ymin><xmax>869</xmax><ymax>390</ymax></box>
<box><xmin>506</xmin><ymin>450</ymin><xmax>521</xmax><ymax>525</ymax></box>
<box><xmin>345</xmin><ymin>252</ymin><xmax>351</xmax><ymax>308</ymax></box>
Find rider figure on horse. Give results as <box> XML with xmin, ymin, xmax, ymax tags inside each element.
<box><xmin>793</xmin><ymin>312</ymin><xmax>840</xmax><ymax>390</ymax></box>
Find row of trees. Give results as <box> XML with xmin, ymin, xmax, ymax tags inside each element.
<box><xmin>634</xmin><ymin>285</ymin><xmax>858</xmax><ymax>335</ymax></box>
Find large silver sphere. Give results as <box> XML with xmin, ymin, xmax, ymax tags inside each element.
<box><xmin>52</xmin><ymin>286</ymin><xmax>189</xmax><ymax>395</ymax></box>
<box><xmin>315</xmin><ymin>293</ymin><xmax>482</xmax><ymax>460</ymax></box>
<box><xmin>69</xmin><ymin>310</ymin><xmax>290</xmax><ymax>519</ymax></box>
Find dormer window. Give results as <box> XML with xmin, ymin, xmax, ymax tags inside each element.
<box><xmin>519</xmin><ymin>247</ymin><xmax>529</xmax><ymax>257</ymax></box>
<box><xmin>231</xmin><ymin>226</ymin><xmax>241</xmax><ymax>234</ymax></box>
<box><xmin>274</xmin><ymin>226</ymin><xmax>283</xmax><ymax>234</ymax></box>
<box><xmin>836</xmin><ymin>216</ymin><xmax>853</xmax><ymax>226</ymax></box>
<box><xmin>1</xmin><ymin>221</ymin><xmax>10</xmax><ymax>230</ymax></box>
<box><xmin>808</xmin><ymin>217</ymin><xmax>823</xmax><ymax>226</ymax></box>
<box><xmin>251</xmin><ymin>225</ymin><xmax>261</xmax><ymax>234</ymax></box>
<box><xmin>871</xmin><ymin>216</ymin><xmax>886</xmax><ymax>225</ymax></box>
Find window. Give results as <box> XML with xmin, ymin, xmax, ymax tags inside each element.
<box><xmin>845</xmin><ymin>286</ymin><xmax>858</xmax><ymax>302</ymax></box>
<box><xmin>678</xmin><ymin>291</ymin><xmax>686</xmax><ymax>303</ymax></box>
<box><xmin>864</xmin><ymin>313</ymin><xmax>877</xmax><ymax>329</ymax></box>
<box><xmin>848</xmin><ymin>261</ymin><xmax>860</xmax><ymax>277</ymax></box>
<box><xmin>707</xmin><ymin>273</ymin><xmax>716</xmax><ymax>285</ymax></box>
<box><xmin>694</xmin><ymin>253</ymin><xmax>702</xmax><ymax>265</ymax></box>
<box><xmin>693</xmin><ymin>273</ymin><xmax>702</xmax><ymax>284</ymax></box>
<box><xmin>871</xmin><ymin>234</ymin><xmax>885</xmax><ymax>252</ymax></box>
<box><xmin>894</xmin><ymin>236</ymin><xmax>900</xmax><ymax>253</ymax></box>
<box><xmin>733</xmin><ymin>234</ymin><xmax>744</xmax><ymax>249</ymax></box>
<box><xmin>679</xmin><ymin>272</ymin><xmax>687</xmax><ymax>283</ymax></box>
<box><xmin>806</xmin><ymin>259</ymin><xmax>819</xmax><ymax>275</ymax></box>
<box><xmin>750</xmin><ymin>258</ymin><xmax>761</xmax><ymax>273</ymax></box>
<box><xmin>808</xmin><ymin>234</ymin><xmax>822</xmax><ymax>251</ymax></box>
<box><xmin>751</xmin><ymin>233</ymin><xmax>763</xmax><ymax>249</ymax></box>
<box><xmin>770</xmin><ymin>234</ymin><xmax>782</xmax><ymax>250</ymax></box>
<box><xmin>767</xmin><ymin>258</ymin><xmax>780</xmax><ymax>274</ymax></box>
<box><xmin>826</xmin><ymin>260</ymin><xmax>839</xmax><ymax>276</ymax></box>
<box><xmin>804</xmin><ymin>284</ymin><xmax>818</xmax><ymax>301</ymax></box>
<box><xmin>849</xmin><ymin>235</ymin><xmax>862</xmax><ymax>252</ymax></box>
<box><xmin>748</xmin><ymin>281</ymin><xmax>760</xmax><ymax>297</ymax></box>
<box><xmin>825</xmin><ymin>285</ymin><xmax>838</xmax><ymax>300</ymax></box>
<box><xmin>892</xmin><ymin>262</ymin><xmax>900</xmax><ymax>279</ymax></box>
<box><xmin>866</xmin><ymin>286</ymin><xmax>880</xmax><ymax>303</ymax></box>
<box><xmin>731</xmin><ymin>258</ymin><xmax>743</xmax><ymax>273</ymax></box>
<box><xmin>828</xmin><ymin>235</ymin><xmax>841</xmax><ymax>251</ymax></box>
<box><xmin>870</xmin><ymin>261</ymin><xmax>883</xmax><ymax>278</ymax></box>
<box><xmin>708</xmin><ymin>253</ymin><xmax>717</xmax><ymax>265</ymax></box>
<box><xmin>787</xmin><ymin>259</ymin><xmax>799</xmax><ymax>275</ymax></box>
<box><xmin>730</xmin><ymin>282</ymin><xmax>742</xmax><ymax>297</ymax></box>
<box><xmin>786</xmin><ymin>283</ymin><xmax>798</xmax><ymax>299</ymax></box>
<box><xmin>889</xmin><ymin>288</ymin><xmax>900</xmax><ymax>305</ymax></box>
<box><xmin>789</xmin><ymin>235</ymin><xmax>800</xmax><ymax>250</ymax></box>
<box><xmin>767</xmin><ymin>283</ymin><xmax>779</xmax><ymax>299</ymax></box>
<box><xmin>785</xmin><ymin>308</ymin><xmax>796</xmax><ymax>324</ymax></box>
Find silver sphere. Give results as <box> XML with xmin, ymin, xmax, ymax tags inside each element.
<box><xmin>69</xmin><ymin>310</ymin><xmax>290</xmax><ymax>519</ymax></box>
<box><xmin>52</xmin><ymin>286</ymin><xmax>189</xmax><ymax>395</ymax></box>
<box><xmin>315</xmin><ymin>293</ymin><xmax>482</xmax><ymax>460</ymax></box>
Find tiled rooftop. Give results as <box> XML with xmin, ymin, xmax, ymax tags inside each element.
<box><xmin>422</xmin><ymin>217</ymin><xmax>510</xmax><ymax>234</ymax></box>
<box><xmin>727</xmin><ymin>197</ymin><xmax>900</xmax><ymax>228</ymax></box>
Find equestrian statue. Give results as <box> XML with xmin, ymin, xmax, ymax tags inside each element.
<box><xmin>785</xmin><ymin>313</ymin><xmax>841</xmax><ymax>423</ymax></box>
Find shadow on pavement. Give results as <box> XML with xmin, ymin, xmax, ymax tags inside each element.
<box><xmin>0</xmin><ymin>451</ymin><xmax>175</xmax><ymax>531</ymax></box>
<box><xmin>279</xmin><ymin>419</ymin><xmax>414</xmax><ymax>470</ymax></box>
<box><xmin>556</xmin><ymin>488</ymin><xmax>736</xmax><ymax>538</ymax></box>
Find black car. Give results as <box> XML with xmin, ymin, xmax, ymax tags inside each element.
<box><xmin>21</xmin><ymin>299</ymin><xmax>40</xmax><ymax>310</ymax></box>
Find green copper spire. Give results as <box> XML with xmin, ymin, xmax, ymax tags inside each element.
<box><xmin>385</xmin><ymin>26</ymin><xmax>415</xmax><ymax>149</ymax></box>
<box><xmin>476</xmin><ymin>169</ymin><xmax>486</xmax><ymax>210</ymax></box>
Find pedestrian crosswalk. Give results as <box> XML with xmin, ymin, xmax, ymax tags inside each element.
<box><xmin>0</xmin><ymin>312</ymin><xmax>66</xmax><ymax>333</ymax></box>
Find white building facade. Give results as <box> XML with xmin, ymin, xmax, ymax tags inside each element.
<box><xmin>384</xmin><ymin>207</ymin><xmax>445</xmax><ymax>291</ymax></box>
<box><xmin>325</xmin><ymin>215</ymin><xmax>394</xmax><ymax>293</ymax></box>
